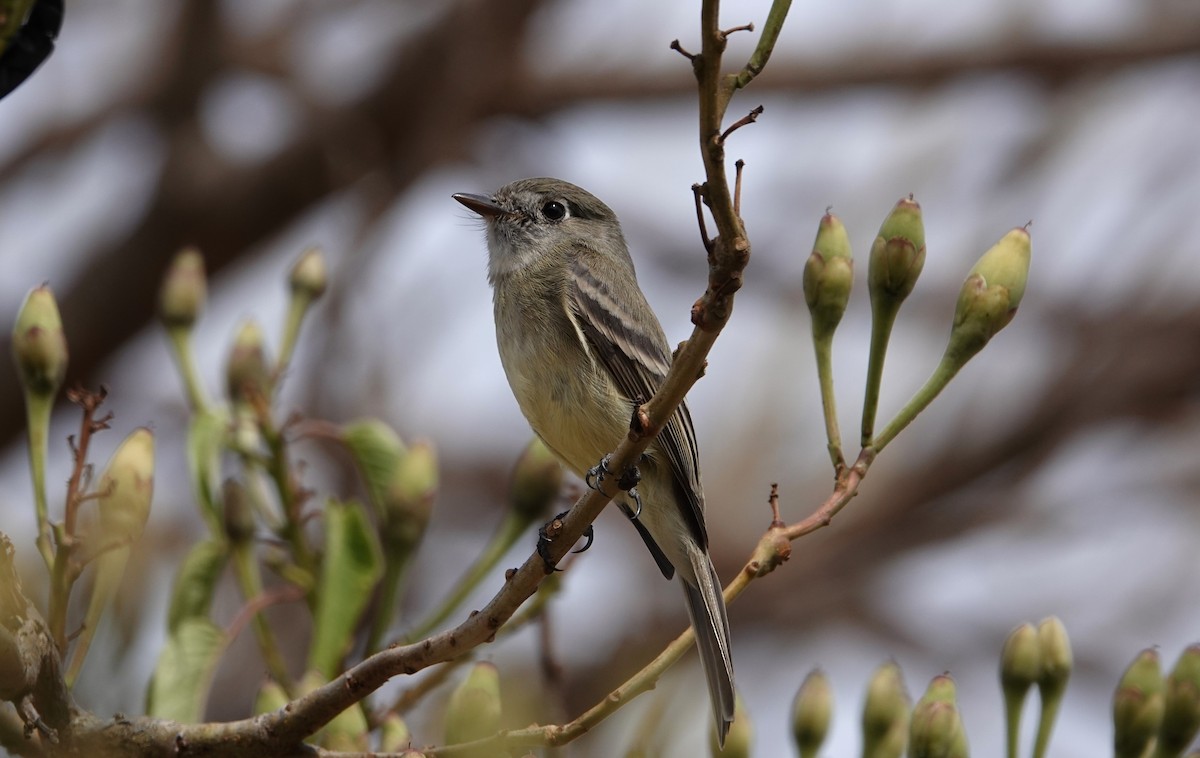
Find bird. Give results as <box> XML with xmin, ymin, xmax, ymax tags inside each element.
<box><xmin>453</xmin><ymin>177</ymin><xmax>735</xmax><ymax>744</ymax></box>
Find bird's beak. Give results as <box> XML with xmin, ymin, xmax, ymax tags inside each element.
<box><xmin>453</xmin><ymin>192</ymin><xmax>510</xmax><ymax>218</ymax></box>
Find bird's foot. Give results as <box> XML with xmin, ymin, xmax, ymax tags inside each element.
<box><xmin>537</xmin><ymin>510</ymin><xmax>595</xmax><ymax>572</ymax></box>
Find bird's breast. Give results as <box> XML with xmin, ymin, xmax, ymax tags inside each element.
<box><xmin>493</xmin><ymin>287</ymin><xmax>628</xmax><ymax>476</ymax></box>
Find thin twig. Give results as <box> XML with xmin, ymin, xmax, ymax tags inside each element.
<box><xmin>720</xmin><ymin>22</ymin><xmax>754</xmax><ymax>38</ymax></box>
<box><xmin>225</xmin><ymin>584</ymin><xmax>307</xmax><ymax>645</ymax></box>
<box><xmin>718</xmin><ymin>105</ymin><xmax>764</xmax><ymax>145</ymax></box>
<box><xmin>733</xmin><ymin>159</ymin><xmax>745</xmax><ymax>215</ymax></box>
<box><xmin>669</xmin><ymin>39</ymin><xmax>696</xmax><ymax>62</ymax></box>
<box><xmin>690</xmin><ymin>183</ymin><xmax>713</xmax><ymax>254</ymax></box>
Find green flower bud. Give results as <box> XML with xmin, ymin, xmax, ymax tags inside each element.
<box><xmin>1037</xmin><ymin>616</ymin><xmax>1072</xmax><ymax>699</ymax></box>
<box><xmin>378</xmin><ymin>714</ymin><xmax>411</xmax><ymax>752</ymax></box>
<box><xmin>444</xmin><ymin>662</ymin><xmax>502</xmax><ymax>752</ymax></box>
<box><xmin>226</xmin><ymin>320</ymin><xmax>271</xmax><ymax>404</ymax></box>
<box><xmin>944</xmin><ymin>226</ymin><xmax>1031</xmax><ymax>365</ymax></box>
<box><xmin>803</xmin><ymin>211</ymin><xmax>854</xmax><ymax>340</ymax></box>
<box><xmin>868</xmin><ymin>196</ymin><xmax>925</xmax><ymax>305</ymax></box>
<box><xmin>862</xmin><ymin>660</ymin><xmax>910</xmax><ymax>756</ymax></box>
<box><xmin>290</xmin><ymin>247</ymin><xmax>328</xmax><ymax>302</ymax></box>
<box><xmin>221</xmin><ymin>478</ymin><xmax>256</xmax><ymax>546</ymax></box>
<box><xmin>711</xmin><ymin>692</ymin><xmax>753</xmax><ymax>757</ymax></box>
<box><xmin>921</xmin><ymin>673</ymin><xmax>958</xmax><ymax>705</ymax></box>
<box><xmin>792</xmin><ymin>668</ymin><xmax>832</xmax><ymax>757</ymax></box>
<box><xmin>911</xmin><ymin>676</ymin><xmax>968</xmax><ymax>758</ymax></box>
<box><xmin>1000</xmin><ymin>622</ymin><xmax>1041</xmax><ymax>758</ymax></box>
<box><xmin>1032</xmin><ymin>616</ymin><xmax>1071</xmax><ymax>758</ymax></box>
<box><xmin>12</xmin><ymin>285</ymin><xmax>68</xmax><ymax>398</ymax></box>
<box><xmin>340</xmin><ymin>418</ymin><xmax>407</xmax><ymax>514</ymax></box>
<box><xmin>1001</xmin><ymin>622</ymin><xmax>1042</xmax><ymax>694</ymax></box>
<box><xmin>97</xmin><ymin>427</ymin><xmax>156</xmax><ymax>543</ymax></box>
<box><xmin>1113</xmin><ymin>648</ymin><xmax>1164</xmax><ymax>758</ymax></box>
<box><xmin>509</xmin><ymin>437</ymin><xmax>563</xmax><ymax>525</ymax></box>
<box><xmin>861</xmin><ymin>196</ymin><xmax>925</xmax><ymax>446</ymax></box>
<box><xmin>1161</xmin><ymin>644</ymin><xmax>1200</xmax><ymax>755</ymax></box>
<box><xmin>381</xmin><ymin>441</ymin><xmax>436</xmax><ymax>554</ymax></box>
<box><xmin>910</xmin><ymin>701</ymin><xmax>965</xmax><ymax>758</ymax></box>
<box><xmin>159</xmin><ymin>248</ymin><xmax>207</xmax><ymax>328</ymax></box>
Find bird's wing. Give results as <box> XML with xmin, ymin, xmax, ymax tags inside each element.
<box><xmin>566</xmin><ymin>250</ymin><xmax>708</xmax><ymax>550</ymax></box>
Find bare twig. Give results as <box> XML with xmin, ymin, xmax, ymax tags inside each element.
<box><xmin>717</xmin><ymin>104</ymin><xmax>764</xmax><ymax>145</ymax></box>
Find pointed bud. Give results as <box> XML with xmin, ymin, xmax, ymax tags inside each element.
<box><xmin>1113</xmin><ymin>648</ymin><xmax>1165</xmax><ymax>758</ymax></box>
<box><xmin>910</xmin><ymin>676</ymin><xmax>968</xmax><ymax>758</ymax></box>
<box><xmin>868</xmin><ymin>196</ymin><xmax>925</xmax><ymax>306</ymax></box>
<box><xmin>944</xmin><ymin>227</ymin><xmax>1031</xmax><ymax>365</ymax></box>
<box><xmin>381</xmin><ymin>441</ymin><xmax>437</xmax><ymax>555</ymax></box>
<box><xmin>1031</xmin><ymin>616</ymin><xmax>1071</xmax><ymax>758</ymax></box>
<box><xmin>1161</xmin><ymin>644</ymin><xmax>1200</xmax><ymax>755</ymax></box>
<box><xmin>792</xmin><ymin>668</ymin><xmax>833</xmax><ymax>757</ymax></box>
<box><xmin>1001</xmin><ymin>622</ymin><xmax>1042</xmax><ymax>695</ymax></box>
<box><xmin>711</xmin><ymin>692</ymin><xmax>753</xmax><ymax>758</ymax></box>
<box><xmin>444</xmin><ymin>662</ymin><xmax>502</xmax><ymax>751</ymax></box>
<box><xmin>803</xmin><ymin>211</ymin><xmax>854</xmax><ymax>340</ymax></box>
<box><xmin>159</xmin><ymin>248</ymin><xmax>207</xmax><ymax>329</ymax></box>
<box><xmin>221</xmin><ymin>479</ymin><xmax>256</xmax><ymax>546</ymax></box>
<box><xmin>862</xmin><ymin>660</ymin><xmax>910</xmax><ymax>756</ymax></box>
<box><xmin>289</xmin><ymin>247</ymin><xmax>328</xmax><ymax>303</ymax></box>
<box><xmin>226</xmin><ymin>320</ymin><xmax>270</xmax><ymax>404</ymax></box>
<box><xmin>97</xmin><ymin>428</ymin><xmax>156</xmax><ymax>543</ymax></box>
<box><xmin>1000</xmin><ymin>623</ymin><xmax>1041</xmax><ymax>757</ymax></box>
<box><xmin>1037</xmin><ymin>616</ymin><xmax>1072</xmax><ymax>700</ymax></box>
<box><xmin>12</xmin><ymin>285</ymin><xmax>68</xmax><ymax>398</ymax></box>
<box><xmin>509</xmin><ymin>438</ymin><xmax>563</xmax><ymax>525</ymax></box>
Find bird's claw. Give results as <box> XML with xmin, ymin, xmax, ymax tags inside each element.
<box><xmin>626</xmin><ymin>487</ymin><xmax>643</xmax><ymax>519</ymax></box>
<box><xmin>537</xmin><ymin>510</ymin><xmax>595</xmax><ymax>572</ymax></box>
<box><xmin>585</xmin><ymin>456</ymin><xmax>613</xmax><ymax>490</ymax></box>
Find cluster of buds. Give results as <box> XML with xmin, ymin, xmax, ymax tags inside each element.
<box><xmin>800</xmin><ymin>195</ymin><xmax>1031</xmax><ymax>460</ymax></box>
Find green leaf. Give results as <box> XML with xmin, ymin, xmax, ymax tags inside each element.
<box><xmin>341</xmin><ymin>419</ymin><xmax>405</xmax><ymax>515</ymax></box>
<box><xmin>145</xmin><ymin>618</ymin><xmax>226</xmax><ymax>722</ymax></box>
<box><xmin>66</xmin><ymin>546</ymin><xmax>131</xmax><ymax>687</ymax></box>
<box><xmin>307</xmin><ymin>500</ymin><xmax>383</xmax><ymax>678</ymax></box>
<box><xmin>167</xmin><ymin>539</ymin><xmax>229</xmax><ymax>633</ymax></box>
<box><xmin>187</xmin><ymin>409</ymin><xmax>228</xmax><ymax>532</ymax></box>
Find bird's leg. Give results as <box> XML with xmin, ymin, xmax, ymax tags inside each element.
<box><xmin>584</xmin><ymin>455</ymin><xmax>613</xmax><ymax>489</ymax></box>
<box><xmin>543</xmin><ymin>453</ymin><xmax>643</xmax><ymax>570</ymax></box>
<box><xmin>537</xmin><ymin>510</ymin><xmax>595</xmax><ymax>572</ymax></box>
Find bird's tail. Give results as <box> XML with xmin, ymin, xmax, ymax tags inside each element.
<box><xmin>681</xmin><ymin>547</ymin><xmax>735</xmax><ymax>746</ymax></box>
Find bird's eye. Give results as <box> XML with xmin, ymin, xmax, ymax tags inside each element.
<box><xmin>541</xmin><ymin>201</ymin><xmax>567</xmax><ymax>221</ymax></box>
